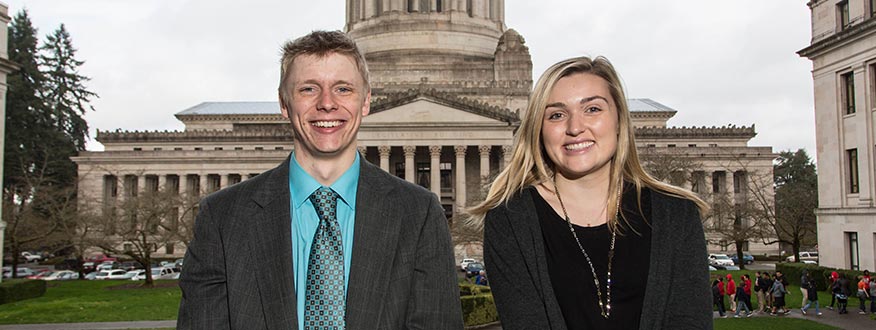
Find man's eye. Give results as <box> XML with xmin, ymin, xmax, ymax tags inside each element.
<box><xmin>337</xmin><ymin>87</ymin><xmax>353</xmax><ymax>93</ymax></box>
<box><xmin>299</xmin><ymin>87</ymin><xmax>316</xmax><ymax>93</ymax></box>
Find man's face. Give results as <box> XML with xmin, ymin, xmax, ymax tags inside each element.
<box><xmin>280</xmin><ymin>53</ymin><xmax>370</xmax><ymax>162</ymax></box>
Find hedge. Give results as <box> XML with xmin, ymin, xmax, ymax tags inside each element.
<box><xmin>776</xmin><ymin>262</ymin><xmax>867</xmax><ymax>292</ymax></box>
<box><xmin>459</xmin><ymin>283</ymin><xmax>497</xmax><ymax>326</ymax></box>
<box><xmin>0</xmin><ymin>279</ymin><xmax>47</xmax><ymax>305</ymax></box>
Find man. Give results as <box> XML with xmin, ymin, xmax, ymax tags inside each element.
<box><xmin>726</xmin><ymin>274</ymin><xmax>737</xmax><ymax>312</ymax></box>
<box><xmin>800</xmin><ymin>269</ymin><xmax>810</xmax><ymax>306</ymax></box>
<box><xmin>177</xmin><ymin>30</ymin><xmax>464</xmax><ymax>329</ymax></box>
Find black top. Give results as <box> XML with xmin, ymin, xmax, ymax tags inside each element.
<box><xmin>533</xmin><ymin>184</ymin><xmax>652</xmax><ymax>330</ymax></box>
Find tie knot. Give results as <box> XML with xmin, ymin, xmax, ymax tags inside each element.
<box><xmin>309</xmin><ymin>187</ymin><xmax>339</xmax><ymax>221</ymax></box>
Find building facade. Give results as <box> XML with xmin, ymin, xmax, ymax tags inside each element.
<box><xmin>799</xmin><ymin>0</ymin><xmax>876</xmax><ymax>271</ymax></box>
<box><xmin>72</xmin><ymin>0</ymin><xmax>777</xmax><ymax>259</ymax></box>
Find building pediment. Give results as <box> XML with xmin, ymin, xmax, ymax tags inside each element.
<box><xmin>366</xmin><ymin>89</ymin><xmax>518</xmax><ymax>127</ymax></box>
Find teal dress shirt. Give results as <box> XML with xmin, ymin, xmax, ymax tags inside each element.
<box><xmin>289</xmin><ymin>152</ymin><xmax>359</xmax><ymax>329</ymax></box>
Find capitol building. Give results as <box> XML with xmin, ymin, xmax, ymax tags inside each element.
<box><xmin>73</xmin><ymin>0</ymin><xmax>777</xmax><ymax>258</ymax></box>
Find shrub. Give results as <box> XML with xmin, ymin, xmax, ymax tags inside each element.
<box><xmin>0</xmin><ymin>279</ymin><xmax>47</xmax><ymax>305</ymax></box>
<box><xmin>460</xmin><ymin>294</ymin><xmax>498</xmax><ymax>326</ymax></box>
<box><xmin>459</xmin><ymin>283</ymin><xmax>491</xmax><ymax>296</ymax></box>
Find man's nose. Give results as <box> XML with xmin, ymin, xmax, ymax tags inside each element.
<box><xmin>317</xmin><ymin>89</ymin><xmax>338</xmax><ymax>111</ymax></box>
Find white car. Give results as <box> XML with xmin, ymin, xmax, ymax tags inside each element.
<box><xmin>20</xmin><ymin>252</ymin><xmax>42</xmax><ymax>263</ymax></box>
<box><xmin>132</xmin><ymin>267</ymin><xmax>178</xmax><ymax>281</ymax></box>
<box><xmin>95</xmin><ymin>269</ymin><xmax>128</xmax><ymax>280</ymax></box>
<box><xmin>786</xmin><ymin>251</ymin><xmax>819</xmax><ymax>263</ymax></box>
<box><xmin>43</xmin><ymin>270</ymin><xmax>79</xmax><ymax>281</ymax></box>
<box><xmin>2</xmin><ymin>267</ymin><xmax>35</xmax><ymax>278</ymax></box>
<box><xmin>708</xmin><ymin>254</ymin><xmax>734</xmax><ymax>267</ymax></box>
<box><xmin>459</xmin><ymin>258</ymin><xmax>477</xmax><ymax>271</ymax></box>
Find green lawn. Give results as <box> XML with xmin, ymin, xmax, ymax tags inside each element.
<box><xmin>0</xmin><ymin>280</ymin><xmax>180</xmax><ymax>324</ymax></box>
<box><xmin>714</xmin><ymin>317</ymin><xmax>839</xmax><ymax>330</ymax></box>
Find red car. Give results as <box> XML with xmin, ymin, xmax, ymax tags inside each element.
<box><xmin>26</xmin><ymin>270</ymin><xmax>53</xmax><ymax>279</ymax></box>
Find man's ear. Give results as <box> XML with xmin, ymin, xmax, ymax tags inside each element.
<box><xmin>279</xmin><ymin>93</ymin><xmax>290</xmax><ymax>119</ymax></box>
<box><xmin>362</xmin><ymin>91</ymin><xmax>371</xmax><ymax>117</ymax></box>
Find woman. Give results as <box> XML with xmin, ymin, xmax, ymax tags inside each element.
<box><xmin>468</xmin><ymin>56</ymin><xmax>711</xmax><ymax>329</ymax></box>
<box><xmin>712</xmin><ymin>279</ymin><xmax>726</xmax><ymax>317</ymax></box>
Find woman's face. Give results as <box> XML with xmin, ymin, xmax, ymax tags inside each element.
<box><xmin>541</xmin><ymin>73</ymin><xmax>618</xmax><ymax>179</ymax></box>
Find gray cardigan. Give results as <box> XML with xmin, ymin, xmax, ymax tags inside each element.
<box><xmin>483</xmin><ymin>187</ymin><xmax>712</xmax><ymax>330</ymax></box>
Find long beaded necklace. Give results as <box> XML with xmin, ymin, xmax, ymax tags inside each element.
<box><xmin>551</xmin><ymin>174</ymin><xmax>623</xmax><ymax>319</ymax></box>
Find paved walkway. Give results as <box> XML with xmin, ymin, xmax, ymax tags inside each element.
<box><xmin>714</xmin><ymin>306</ymin><xmax>875</xmax><ymax>330</ymax></box>
<box><xmin>0</xmin><ymin>320</ymin><xmax>176</xmax><ymax>330</ymax></box>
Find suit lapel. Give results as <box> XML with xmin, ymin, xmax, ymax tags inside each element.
<box><xmin>345</xmin><ymin>161</ymin><xmax>399</xmax><ymax>329</ymax></box>
<box><xmin>248</xmin><ymin>158</ymin><xmax>298</xmax><ymax>329</ymax></box>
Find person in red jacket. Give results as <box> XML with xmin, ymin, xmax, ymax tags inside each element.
<box><xmin>742</xmin><ymin>274</ymin><xmax>753</xmax><ymax>312</ymax></box>
<box><xmin>727</xmin><ymin>274</ymin><xmax>737</xmax><ymax>312</ymax></box>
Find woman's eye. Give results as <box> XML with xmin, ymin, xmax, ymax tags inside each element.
<box><xmin>547</xmin><ymin>112</ymin><xmax>564</xmax><ymax>120</ymax></box>
<box><xmin>585</xmin><ymin>106</ymin><xmax>602</xmax><ymax>113</ymax></box>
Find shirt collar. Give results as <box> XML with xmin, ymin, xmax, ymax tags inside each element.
<box><xmin>289</xmin><ymin>152</ymin><xmax>360</xmax><ymax>211</ymax></box>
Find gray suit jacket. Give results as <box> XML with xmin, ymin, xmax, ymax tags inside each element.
<box><xmin>483</xmin><ymin>187</ymin><xmax>712</xmax><ymax>330</ymax></box>
<box><xmin>178</xmin><ymin>157</ymin><xmax>464</xmax><ymax>329</ymax></box>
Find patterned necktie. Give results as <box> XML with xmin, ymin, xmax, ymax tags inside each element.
<box><xmin>304</xmin><ymin>187</ymin><xmax>345</xmax><ymax>330</ymax></box>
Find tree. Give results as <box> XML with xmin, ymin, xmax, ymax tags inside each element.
<box><xmin>91</xmin><ymin>182</ymin><xmax>192</xmax><ymax>287</ymax></box>
<box><xmin>747</xmin><ymin>149</ymin><xmax>818</xmax><ymax>262</ymax></box>
<box><xmin>39</xmin><ymin>23</ymin><xmax>96</xmax><ymax>151</ymax></box>
<box><xmin>3</xmin><ymin>12</ymin><xmax>97</xmax><ymax>277</ymax></box>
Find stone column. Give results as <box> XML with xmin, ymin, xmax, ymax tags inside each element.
<box><xmin>220</xmin><ymin>174</ymin><xmax>229</xmax><ymax>190</ymax></box>
<box><xmin>199</xmin><ymin>174</ymin><xmax>208</xmax><ymax>196</ymax></box>
<box><xmin>471</xmin><ymin>0</ymin><xmax>485</xmax><ymax>17</ymax></box>
<box><xmin>455</xmin><ymin>145</ymin><xmax>467</xmax><ymax>208</ymax></box>
<box><xmin>357</xmin><ymin>145</ymin><xmax>367</xmax><ymax>157</ymax></box>
<box><xmin>378</xmin><ymin>145</ymin><xmax>391</xmax><ymax>172</ymax></box>
<box><xmin>501</xmin><ymin>145</ymin><xmax>512</xmax><ymax>169</ymax></box>
<box><xmin>431</xmin><ymin>0</ymin><xmax>438</xmax><ymax>11</ymax></box>
<box><xmin>704</xmin><ymin>171</ymin><xmax>713</xmax><ymax>196</ymax></box>
<box><xmin>410</xmin><ymin>0</ymin><xmax>420</xmax><ymax>11</ymax></box>
<box><xmin>382</xmin><ymin>0</ymin><xmax>391</xmax><ymax>13</ymax></box>
<box><xmin>243</xmin><ymin>174</ymin><xmax>252</xmax><ymax>181</ymax></box>
<box><xmin>430</xmin><ymin>145</ymin><xmax>442</xmax><ymax>197</ymax></box>
<box><xmin>456</xmin><ymin>0</ymin><xmax>467</xmax><ymax>12</ymax></box>
<box><xmin>404</xmin><ymin>145</ymin><xmax>416</xmax><ymax>183</ymax></box>
<box><xmin>364</xmin><ymin>0</ymin><xmax>376</xmax><ymax>17</ymax></box>
<box><xmin>137</xmin><ymin>175</ymin><xmax>146</xmax><ymax>196</ymax></box>
<box><xmin>479</xmin><ymin>145</ymin><xmax>491</xmax><ymax>185</ymax></box>
<box><xmin>158</xmin><ymin>174</ymin><xmax>167</xmax><ymax>193</ymax></box>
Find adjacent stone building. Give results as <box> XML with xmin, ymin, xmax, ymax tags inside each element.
<box><xmin>73</xmin><ymin>0</ymin><xmax>778</xmax><ymax>259</ymax></box>
<box><xmin>798</xmin><ymin>0</ymin><xmax>876</xmax><ymax>271</ymax></box>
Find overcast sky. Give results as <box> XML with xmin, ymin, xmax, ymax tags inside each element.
<box><xmin>5</xmin><ymin>0</ymin><xmax>816</xmax><ymax>156</ymax></box>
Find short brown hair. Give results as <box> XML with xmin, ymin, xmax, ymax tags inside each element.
<box><xmin>278</xmin><ymin>30</ymin><xmax>370</xmax><ymax>106</ymax></box>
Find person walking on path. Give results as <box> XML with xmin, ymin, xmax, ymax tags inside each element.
<box><xmin>713</xmin><ymin>279</ymin><xmax>726</xmax><ymax>318</ymax></box>
<box><xmin>771</xmin><ymin>273</ymin><xmax>790</xmax><ymax>316</ymax></box>
<box><xmin>802</xmin><ymin>278</ymin><xmax>822</xmax><ymax>316</ymax></box>
<box><xmin>726</xmin><ymin>274</ymin><xmax>737</xmax><ymax>313</ymax></box>
<box><xmin>734</xmin><ymin>278</ymin><xmax>752</xmax><ymax>318</ymax></box>
<box><xmin>754</xmin><ymin>272</ymin><xmax>764</xmax><ymax>313</ymax></box>
<box><xmin>837</xmin><ymin>273</ymin><xmax>851</xmax><ymax>314</ymax></box>
<box><xmin>758</xmin><ymin>272</ymin><xmax>773</xmax><ymax>313</ymax></box>
<box><xmin>857</xmin><ymin>276</ymin><xmax>871</xmax><ymax>314</ymax></box>
<box><xmin>800</xmin><ymin>270</ymin><xmax>810</xmax><ymax>306</ymax></box>
<box><xmin>869</xmin><ymin>276</ymin><xmax>876</xmax><ymax>314</ymax></box>
<box><xmin>828</xmin><ymin>271</ymin><xmax>840</xmax><ymax>310</ymax></box>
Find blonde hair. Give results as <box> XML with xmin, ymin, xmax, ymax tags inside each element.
<box><xmin>467</xmin><ymin>56</ymin><xmax>707</xmax><ymax>231</ymax></box>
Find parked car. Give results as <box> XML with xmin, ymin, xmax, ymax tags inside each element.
<box><xmin>786</xmin><ymin>251</ymin><xmax>819</xmax><ymax>263</ymax></box>
<box><xmin>174</xmin><ymin>258</ymin><xmax>184</xmax><ymax>270</ymax></box>
<box><xmin>119</xmin><ymin>261</ymin><xmax>142</xmax><ymax>271</ymax></box>
<box><xmin>708</xmin><ymin>254</ymin><xmax>734</xmax><ymax>267</ymax></box>
<box><xmin>84</xmin><ymin>272</ymin><xmax>98</xmax><ymax>280</ymax></box>
<box><xmin>85</xmin><ymin>254</ymin><xmax>118</xmax><ymax>265</ymax></box>
<box><xmin>96</xmin><ymin>261</ymin><xmax>120</xmax><ymax>272</ymax></box>
<box><xmin>43</xmin><ymin>270</ymin><xmax>79</xmax><ymax>281</ymax></box>
<box><xmin>132</xmin><ymin>267</ymin><xmax>178</xmax><ymax>281</ymax></box>
<box><xmin>3</xmin><ymin>267</ymin><xmax>36</xmax><ymax>278</ymax></box>
<box><xmin>459</xmin><ymin>258</ymin><xmax>477</xmax><ymax>271</ymax></box>
<box><xmin>730</xmin><ymin>252</ymin><xmax>755</xmax><ymax>265</ymax></box>
<box><xmin>464</xmin><ymin>262</ymin><xmax>485</xmax><ymax>278</ymax></box>
<box><xmin>26</xmin><ymin>270</ymin><xmax>53</xmax><ymax>279</ymax></box>
<box><xmin>95</xmin><ymin>269</ymin><xmax>128</xmax><ymax>280</ymax></box>
<box><xmin>122</xmin><ymin>270</ymin><xmax>143</xmax><ymax>280</ymax></box>
<box><xmin>20</xmin><ymin>251</ymin><xmax>42</xmax><ymax>263</ymax></box>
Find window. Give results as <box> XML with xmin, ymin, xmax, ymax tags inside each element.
<box><xmin>255</xmin><ymin>147</ymin><xmax>264</xmax><ymax>151</ymax></box>
<box><xmin>838</xmin><ymin>1</ymin><xmax>850</xmax><ymax>30</ymax></box>
<box><xmin>667</xmin><ymin>144</ymin><xmax>676</xmax><ymax>148</ymax></box>
<box><xmin>440</xmin><ymin>162</ymin><xmax>452</xmax><ymax>192</ymax></box>
<box><xmin>688</xmin><ymin>144</ymin><xmax>697</xmax><ymax>147</ymax></box>
<box><xmin>847</xmin><ymin>232</ymin><xmax>859</xmax><ymax>270</ymax></box>
<box><xmin>417</xmin><ymin>163</ymin><xmax>430</xmax><ymax>188</ymax></box>
<box><xmin>153</xmin><ymin>147</ymin><xmax>162</xmax><ymax>151</ymax></box>
<box><xmin>174</xmin><ymin>147</ymin><xmax>182</xmax><ymax>151</ymax></box>
<box><xmin>165</xmin><ymin>243</ymin><xmax>175</xmax><ymax>255</ymax></box>
<box><xmin>234</xmin><ymin>147</ymin><xmax>243</xmax><ymax>150</ymax></box>
<box><xmin>712</xmin><ymin>171</ymin><xmax>726</xmax><ymax>193</ymax></box>
<box><xmin>848</xmin><ymin>149</ymin><xmax>859</xmax><ymax>193</ymax></box>
<box><xmin>395</xmin><ymin>162</ymin><xmax>405</xmax><ymax>179</ymax></box>
<box><xmin>194</xmin><ymin>147</ymin><xmax>202</xmax><ymax>151</ymax></box>
<box><xmin>214</xmin><ymin>147</ymin><xmax>223</xmax><ymax>151</ymax></box>
<box><xmin>124</xmin><ymin>243</ymin><xmax>133</xmax><ymax>253</ymax></box>
<box><xmin>436</xmin><ymin>0</ymin><xmax>442</xmax><ymax>12</ymax></box>
<box><xmin>646</xmin><ymin>144</ymin><xmax>656</xmax><ymax>147</ymax></box>
<box><xmin>691</xmin><ymin>171</ymin><xmax>706</xmax><ymax>194</ymax></box>
<box><xmin>842</xmin><ymin>72</ymin><xmax>856</xmax><ymax>114</ymax></box>
<box><xmin>871</xmin><ymin>0</ymin><xmax>876</xmax><ymax>17</ymax></box>
<box><xmin>133</xmin><ymin>147</ymin><xmax>142</xmax><ymax>151</ymax></box>
<box><xmin>275</xmin><ymin>146</ymin><xmax>284</xmax><ymax>150</ymax></box>
<box><xmin>709</xmin><ymin>143</ymin><xmax>718</xmax><ymax>147</ymax></box>
<box><xmin>733</xmin><ymin>171</ymin><xmax>747</xmax><ymax>194</ymax></box>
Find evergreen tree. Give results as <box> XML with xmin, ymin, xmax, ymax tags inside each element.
<box><xmin>39</xmin><ymin>23</ymin><xmax>96</xmax><ymax>152</ymax></box>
